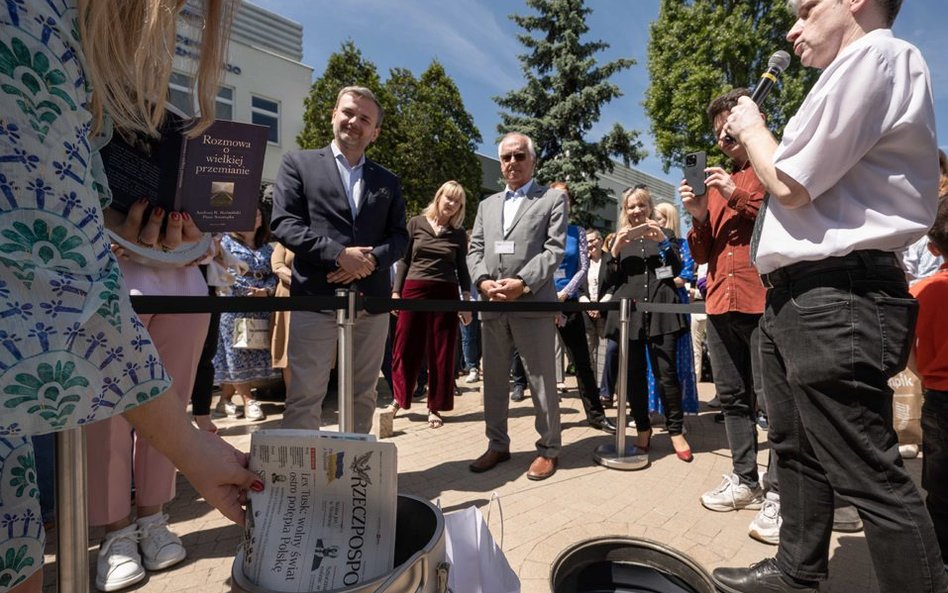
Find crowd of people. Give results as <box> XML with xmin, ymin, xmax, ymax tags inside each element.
<box><xmin>1</xmin><ymin>1</ymin><xmax>946</xmax><ymax>593</ymax></box>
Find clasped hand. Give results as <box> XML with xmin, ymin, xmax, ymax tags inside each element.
<box><xmin>327</xmin><ymin>246</ymin><xmax>376</xmax><ymax>284</ymax></box>
<box><xmin>480</xmin><ymin>277</ymin><xmax>526</xmax><ymax>301</ymax></box>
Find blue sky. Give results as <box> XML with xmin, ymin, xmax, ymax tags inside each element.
<box><xmin>255</xmin><ymin>0</ymin><xmax>947</xmax><ymax>186</ymax></box>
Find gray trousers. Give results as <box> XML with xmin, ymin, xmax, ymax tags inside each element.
<box><xmin>282</xmin><ymin>310</ymin><xmax>388</xmax><ymax>433</ymax></box>
<box><xmin>481</xmin><ymin>314</ymin><xmax>561</xmax><ymax>457</ymax></box>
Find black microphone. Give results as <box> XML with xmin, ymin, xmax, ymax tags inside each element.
<box><xmin>750</xmin><ymin>50</ymin><xmax>792</xmax><ymax>104</ymax></box>
<box><xmin>724</xmin><ymin>50</ymin><xmax>791</xmax><ymax>144</ymax></box>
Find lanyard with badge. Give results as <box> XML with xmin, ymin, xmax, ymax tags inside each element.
<box><xmin>655</xmin><ymin>240</ymin><xmax>674</xmax><ymax>280</ymax></box>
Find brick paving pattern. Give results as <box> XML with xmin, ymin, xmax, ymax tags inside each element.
<box><xmin>42</xmin><ymin>377</ymin><xmax>919</xmax><ymax>592</ymax></box>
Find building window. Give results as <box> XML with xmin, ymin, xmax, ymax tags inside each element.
<box><xmin>215</xmin><ymin>86</ymin><xmax>234</xmax><ymax>120</ymax></box>
<box><xmin>251</xmin><ymin>95</ymin><xmax>280</xmax><ymax>144</ymax></box>
<box><xmin>169</xmin><ymin>73</ymin><xmax>233</xmax><ymax>120</ymax></box>
<box><xmin>168</xmin><ymin>72</ymin><xmax>194</xmax><ymax>116</ymax></box>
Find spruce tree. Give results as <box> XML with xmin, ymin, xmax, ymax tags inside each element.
<box><xmin>495</xmin><ymin>0</ymin><xmax>645</xmax><ymax>227</ymax></box>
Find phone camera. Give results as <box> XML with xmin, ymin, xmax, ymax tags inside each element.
<box><xmin>686</xmin><ymin>155</ymin><xmax>696</xmax><ymax>165</ymax></box>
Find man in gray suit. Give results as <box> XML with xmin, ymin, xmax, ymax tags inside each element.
<box><xmin>271</xmin><ymin>86</ymin><xmax>408</xmax><ymax>433</ymax></box>
<box><xmin>467</xmin><ymin>132</ymin><xmax>566</xmax><ymax>480</ymax></box>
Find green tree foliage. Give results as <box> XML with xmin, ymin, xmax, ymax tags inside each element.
<box><xmin>384</xmin><ymin>63</ymin><xmax>483</xmax><ymax>223</ymax></box>
<box><xmin>645</xmin><ymin>0</ymin><xmax>820</xmax><ymax>172</ymax></box>
<box><xmin>495</xmin><ymin>0</ymin><xmax>645</xmax><ymax>227</ymax></box>
<box><xmin>298</xmin><ymin>43</ymin><xmax>482</xmax><ymax>223</ymax></box>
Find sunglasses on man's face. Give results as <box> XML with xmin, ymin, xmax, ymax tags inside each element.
<box><xmin>500</xmin><ymin>152</ymin><xmax>528</xmax><ymax>163</ymax></box>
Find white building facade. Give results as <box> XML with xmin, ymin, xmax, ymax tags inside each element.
<box><xmin>172</xmin><ymin>1</ymin><xmax>313</xmax><ymax>184</ymax></box>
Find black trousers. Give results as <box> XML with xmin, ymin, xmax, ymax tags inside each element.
<box><xmin>706</xmin><ymin>312</ymin><xmax>772</xmax><ymax>489</ymax></box>
<box><xmin>557</xmin><ymin>309</ymin><xmax>606</xmax><ymax>422</ymax></box>
<box><xmin>760</xmin><ymin>251</ymin><xmax>946</xmax><ymax>590</ymax></box>
<box><xmin>190</xmin><ymin>304</ymin><xmax>220</xmax><ymax>416</ymax></box>
<box><xmin>625</xmin><ymin>331</ymin><xmax>683</xmax><ymax>435</ymax></box>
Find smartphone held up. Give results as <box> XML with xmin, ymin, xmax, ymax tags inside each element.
<box><xmin>683</xmin><ymin>151</ymin><xmax>707</xmax><ymax>196</ymax></box>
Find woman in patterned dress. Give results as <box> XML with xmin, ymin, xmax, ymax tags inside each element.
<box><xmin>213</xmin><ymin>206</ymin><xmax>280</xmax><ymax>422</ymax></box>
<box><xmin>650</xmin><ymin>202</ymin><xmax>700</xmax><ymax>416</ymax></box>
<box><xmin>0</xmin><ymin>2</ymin><xmax>259</xmax><ymax>591</ymax></box>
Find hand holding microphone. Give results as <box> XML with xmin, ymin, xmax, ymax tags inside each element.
<box><xmin>724</xmin><ymin>50</ymin><xmax>791</xmax><ymax>143</ymax></box>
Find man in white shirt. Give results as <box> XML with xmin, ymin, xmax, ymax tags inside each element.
<box><xmin>710</xmin><ymin>1</ymin><xmax>947</xmax><ymax>593</ymax></box>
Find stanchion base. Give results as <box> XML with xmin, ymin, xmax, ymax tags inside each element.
<box><xmin>593</xmin><ymin>444</ymin><xmax>650</xmax><ymax>471</ymax></box>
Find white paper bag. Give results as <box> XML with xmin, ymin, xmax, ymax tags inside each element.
<box><xmin>443</xmin><ymin>504</ymin><xmax>520</xmax><ymax>593</ymax></box>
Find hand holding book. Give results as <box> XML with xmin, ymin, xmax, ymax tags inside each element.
<box><xmin>107</xmin><ymin>198</ymin><xmax>203</xmax><ymax>249</ymax></box>
<box><xmin>105</xmin><ymin>199</ymin><xmax>212</xmax><ymax>267</ymax></box>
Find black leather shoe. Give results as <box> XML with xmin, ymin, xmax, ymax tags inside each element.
<box><xmin>588</xmin><ymin>416</ymin><xmax>617</xmax><ymax>434</ymax></box>
<box><xmin>510</xmin><ymin>384</ymin><xmax>526</xmax><ymax>402</ymax></box>
<box><xmin>712</xmin><ymin>558</ymin><xmax>818</xmax><ymax>593</ymax></box>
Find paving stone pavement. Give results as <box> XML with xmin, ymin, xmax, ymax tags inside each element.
<box><xmin>42</xmin><ymin>377</ymin><xmax>923</xmax><ymax>592</ymax></box>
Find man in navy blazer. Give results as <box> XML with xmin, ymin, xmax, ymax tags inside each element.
<box><xmin>271</xmin><ymin>86</ymin><xmax>408</xmax><ymax>433</ymax></box>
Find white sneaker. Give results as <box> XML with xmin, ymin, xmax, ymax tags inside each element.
<box><xmin>96</xmin><ymin>524</ymin><xmax>144</xmax><ymax>592</ymax></box>
<box><xmin>137</xmin><ymin>513</ymin><xmax>186</xmax><ymax>571</ymax></box>
<box><xmin>899</xmin><ymin>443</ymin><xmax>919</xmax><ymax>459</ymax></box>
<box><xmin>214</xmin><ymin>398</ymin><xmax>244</xmax><ymax>419</ymax></box>
<box><xmin>700</xmin><ymin>474</ymin><xmax>764</xmax><ymax>512</ymax></box>
<box><xmin>465</xmin><ymin>368</ymin><xmax>480</xmax><ymax>383</ymax></box>
<box><xmin>748</xmin><ymin>491</ymin><xmax>781</xmax><ymax>545</ymax></box>
<box><xmin>244</xmin><ymin>399</ymin><xmax>266</xmax><ymax>421</ymax></box>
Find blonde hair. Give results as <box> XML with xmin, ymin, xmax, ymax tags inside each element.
<box><xmin>618</xmin><ymin>186</ymin><xmax>654</xmax><ymax>232</ymax></box>
<box><xmin>653</xmin><ymin>202</ymin><xmax>681</xmax><ymax>237</ymax></box>
<box><xmin>79</xmin><ymin>0</ymin><xmax>235</xmax><ymax>138</ymax></box>
<box><xmin>423</xmin><ymin>181</ymin><xmax>467</xmax><ymax>229</ymax></box>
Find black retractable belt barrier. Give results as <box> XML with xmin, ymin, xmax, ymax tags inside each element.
<box><xmin>130</xmin><ymin>295</ymin><xmax>705</xmax><ymax>316</ymax></box>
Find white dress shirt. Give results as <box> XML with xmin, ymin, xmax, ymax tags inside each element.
<box><xmin>502</xmin><ymin>179</ymin><xmax>533</xmax><ymax>235</ymax></box>
<box><xmin>756</xmin><ymin>29</ymin><xmax>938</xmax><ymax>274</ymax></box>
<box><xmin>330</xmin><ymin>141</ymin><xmax>366</xmax><ymax>218</ymax></box>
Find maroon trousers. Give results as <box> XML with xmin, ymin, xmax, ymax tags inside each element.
<box><xmin>392</xmin><ymin>279</ymin><xmax>460</xmax><ymax>412</ymax></box>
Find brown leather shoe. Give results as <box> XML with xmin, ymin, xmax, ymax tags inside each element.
<box><xmin>526</xmin><ymin>455</ymin><xmax>557</xmax><ymax>481</ymax></box>
<box><xmin>469</xmin><ymin>448</ymin><xmax>511</xmax><ymax>473</ymax></box>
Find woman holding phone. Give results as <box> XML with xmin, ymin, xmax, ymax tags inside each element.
<box><xmin>605</xmin><ymin>186</ymin><xmax>693</xmax><ymax>462</ymax></box>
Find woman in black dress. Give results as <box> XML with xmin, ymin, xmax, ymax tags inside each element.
<box><xmin>604</xmin><ymin>186</ymin><xmax>693</xmax><ymax>462</ymax></box>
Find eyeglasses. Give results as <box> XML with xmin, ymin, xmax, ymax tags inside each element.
<box><xmin>500</xmin><ymin>152</ymin><xmax>528</xmax><ymax>163</ymax></box>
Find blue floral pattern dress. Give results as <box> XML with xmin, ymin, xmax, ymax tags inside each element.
<box><xmin>646</xmin><ymin>237</ymin><xmax>699</xmax><ymax>415</ymax></box>
<box><xmin>213</xmin><ymin>235</ymin><xmax>280</xmax><ymax>385</ymax></box>
<box><xmin>0</xmin><ymin>1</ymin><xmax>171</xmax><ymax>586</ymax></box>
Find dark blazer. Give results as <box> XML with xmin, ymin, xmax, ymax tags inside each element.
<box><xmin>271</xmin><ymin>145</ymin><xmax>408</xmax><ymax>297</ymax></box>
<box><xmin>603</xmin><ymin>228</ymin><xmax>686</xmax><ymax>340</ymax></box>
<box><xmin>579</xmin><ymin>251</ymin><xmax>614</xmax><ymax>302</ymax></box>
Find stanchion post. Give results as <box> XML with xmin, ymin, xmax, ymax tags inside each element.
<box><xmin>593</xmin><ymin>298</ymin><xmax>649</xmax><ymax>470</ymax></box>
<box><xmin>336</xmin><ymin>288</ymin><xmax>356</xmax><ymax>433</ymax></box>
<box><xmin>56</xmin><ymin>427</ymin><xmax>89</xmax><ymax>593</ymax></box>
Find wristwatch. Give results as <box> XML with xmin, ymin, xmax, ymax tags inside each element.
<box><xmin>515</xmin><ymin>275</ymin><xmax>530</xmax><ymax>294</ymax></box>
